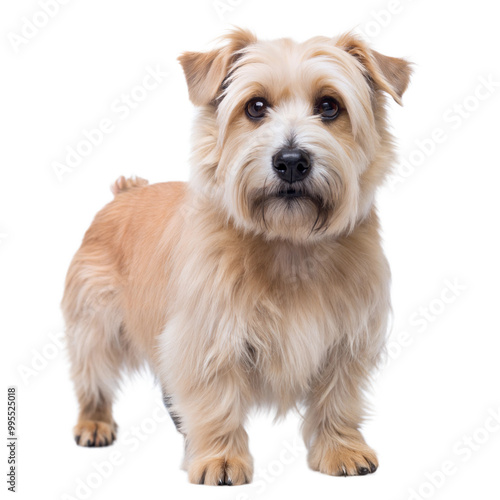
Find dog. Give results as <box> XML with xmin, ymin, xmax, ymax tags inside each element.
<box><xmin>62</xmin><ymin>28</ymin><xmax>411</xmax><ymax>485</ymax></box>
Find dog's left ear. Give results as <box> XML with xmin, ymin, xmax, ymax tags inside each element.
<box><xmin>336</xmin><ymin>33</ymin><xmax>412</xmax><ymax>105</ymax></box>
<box><xmin>179</xmin><ymin>27</ymin><xmax>257</xmax><ymax>106</ymax></box>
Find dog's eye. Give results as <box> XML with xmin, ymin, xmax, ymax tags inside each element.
<box><xmin>315</xmin><ymin>97</ymin><xmax>340</xmax><ymax>120</ymax></box>
<box><xmin>245</xmin><ymin>97</ymin><xmax>269</xmax><ymax>120</ymax></box>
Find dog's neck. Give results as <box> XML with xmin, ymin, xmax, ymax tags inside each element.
<box><xmin>185</xmin><ymin>189</ymin><xmax>381</xmax><ymax>285</ymax></box>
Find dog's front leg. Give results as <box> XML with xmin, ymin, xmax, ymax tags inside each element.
<box><xmin>175</xmin><ymin>370</ymin><xmax>253</xmax><ymax>485</ymax></box>
<box><xmin>302</xmin><ymin>352</ymin><xmax>379</xmax><ymax>476</ymax></box>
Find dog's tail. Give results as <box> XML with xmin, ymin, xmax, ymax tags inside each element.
<box><xmin>111</xmin><ymin>175</ymin><xmax>149</xmax><ymax>196</ymax></box>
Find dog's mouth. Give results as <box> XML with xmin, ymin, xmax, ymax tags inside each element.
<box><xmin>276</xmin><ymin>187</ymin><xmax>306</xmax><ymax>199</ymax></box>
<box><xmin>249</xmin><ymin>185</ymin><xmax>332</xmax><ymax>234</ymax></box>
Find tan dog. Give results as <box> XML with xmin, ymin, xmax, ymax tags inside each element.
<box><xmin>62</xmin><ymin>28</ymin><xmax>411</xmax><ymax>485</ymax></box>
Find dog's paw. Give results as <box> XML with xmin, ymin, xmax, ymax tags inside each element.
<box><xmin>308</xmin><ymin>440</ymin><xmax>378</xmax><ymax>477</ymax></box>
<box><xmin>188</xmin><ymin>456</ymin><xmax>253</xmax><ymax>485</ymax></box>
<box><xmin>74</xmin><ymin>420</ymin><xmax>117</xmax><ymax>447</ymax></box>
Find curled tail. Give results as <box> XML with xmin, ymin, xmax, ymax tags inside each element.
<box><xmin>111</xmin><ymin>176</ymin><xmax>149</xmax><ymax>196</ymax></box>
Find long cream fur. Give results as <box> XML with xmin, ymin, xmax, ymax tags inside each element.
<box><xmin>62</xmin><ymin>28</ymin><xmax>411</xmax><ymax>485</ymax></box>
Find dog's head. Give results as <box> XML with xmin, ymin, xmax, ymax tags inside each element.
<box><xmin>179</xmin><ymin>28</ymin><xmax>411</xmax><ymax>241</ymax></box>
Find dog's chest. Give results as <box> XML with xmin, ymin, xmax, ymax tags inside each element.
<box><xmin>239</xmin><ymin>255</ymin><xmax>341</xmax><ymax>397</ymax></box>
<box><xmin>246</xmin><ymin>297</ymin><xmax>333</xmax><ymax>377</ymax></box>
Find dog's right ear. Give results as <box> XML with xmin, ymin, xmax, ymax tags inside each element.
<box><xmin>178</xmin><ymin>28</ymin><xmax>256</xmax><ymax>106</ymax></box>
<box><xmin>336</xmin><ymin>32</ymin><xmax>412</xmax><ymax>105</ymax></box>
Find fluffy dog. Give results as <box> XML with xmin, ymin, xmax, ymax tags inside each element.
<box><xmin>62</xmin><ymin>28</ymin><xmax>411</xmax><ymax>485</ymax></box>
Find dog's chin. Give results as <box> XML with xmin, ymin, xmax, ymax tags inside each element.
<box><xmin>248</xmin><ymin>187</ymin><xmax>333</xmax><ymax>241</ymax></box>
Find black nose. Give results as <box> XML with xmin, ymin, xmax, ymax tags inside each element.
<box><xmin>272</xmin><ymin>148</ymin><xmax>311</xmax><ymax>183</ymax></box>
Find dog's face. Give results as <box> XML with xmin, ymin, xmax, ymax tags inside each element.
<box><xmin>180</xmin><ymin>29</ymin><xmax>411</xmax><ymax>241</ymax></box>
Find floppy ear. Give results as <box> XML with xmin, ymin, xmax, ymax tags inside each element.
<box><xmin>336</xmin><ymin>33</ymin><xmax>412</xmax><ymax>105</ymax></box>
<box><xmin>178</xmin><ymin>27</ymin><xmax>257</xmax><ymax>106</ymax></box>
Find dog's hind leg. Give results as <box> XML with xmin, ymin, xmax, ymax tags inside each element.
<box><xmin>162</xmin><ymin>391</ymin><xmax>183</xmax><ymax>433</ymax></box>
<box><xmin>68</xmin><ymin>319</ymin><xmax>122</xmax><ymax>447</ymax></box>
<box><xmin>62</xmin><ymin>256</ymin><xmax>124</xmax><ymax>447</ymax></box>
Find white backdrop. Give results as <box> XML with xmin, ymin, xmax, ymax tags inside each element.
<box><xmin>1</xmin><ymin>0</ymin><xmax>499</xmax><ymax>499</ymax></box>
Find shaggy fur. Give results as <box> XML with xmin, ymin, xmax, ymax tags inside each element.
<box><xmin>62</xmin><ymin>28</ymin><xmax>411</xmax><ymax>485</ymax></box>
